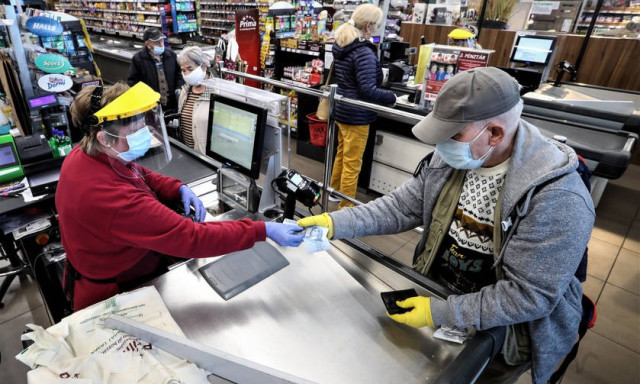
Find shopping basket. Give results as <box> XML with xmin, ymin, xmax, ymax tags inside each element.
<box><xmin>306</xmin><ymin>113</ymin><xmax>327</xmax><ymax>147</ymax></box>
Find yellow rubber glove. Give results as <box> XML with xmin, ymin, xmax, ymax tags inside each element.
<box><xmin>297</xmin><ymin>213</ymin><xmax>334</xmax><ymax>239</ymax></box>
<box><xmin>387</xmin><ymin>296</ymin><xmax>434</xmax><ymax>328</ymax></box>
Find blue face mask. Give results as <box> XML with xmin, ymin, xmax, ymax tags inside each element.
<box><xmin>153</xmin><ymin>45</ymin><xmax>164</xmax><ymax>56</ymax></box>
<box><xmin>106</xmin><ymin>126</ymin><xmax>152</xmax><ymax>162</ymax></box>
<box><xmin>436</xmin><ymin>125</ymin><xmax>494</xmax><ymax>169</ymax></box>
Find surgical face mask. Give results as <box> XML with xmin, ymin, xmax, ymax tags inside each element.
<box><xmin>183</xmin><ymin>65</ymin><xmax>206</xmax><ymax>86</ymax></box>
<box><xmin>105</xmin><ymin>126</ymin><xmax>152</xmax><ymax>162</ymax></box>
<box><xmin>152</xmin><ymin>45</ymin><xmax>164</xmax><ymax>56</ymax></box>
<box><xmin>436</xmin><ymin>125</ymin><xmax>495</xmax><ymax>169</ymax></box>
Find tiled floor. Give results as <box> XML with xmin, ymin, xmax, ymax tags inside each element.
<box><xmin>1</xmin><ymin>142</ymin><xmax>638</xmax><ymax>383</ymax></box>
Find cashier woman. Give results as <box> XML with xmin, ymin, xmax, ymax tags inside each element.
<box><xmin>57</xmin><ymin>82</ymin><xmax>304</xmax><ymax>310</ymax></box>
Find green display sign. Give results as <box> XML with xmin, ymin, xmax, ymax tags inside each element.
<box><xmin>34</xmin><ymin>53</ymin><xmax>72</xmax><ymax>74</ymax></box>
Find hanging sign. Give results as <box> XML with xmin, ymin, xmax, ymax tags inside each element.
<box><xmin>235</xmin><ymin>9</ymin><xmax>261</xmax><ymax>88</ymax></box>
<box><xmin>25</xmin><ymin>16</ymin><xmax>63</xmax><ymax>37</ymax></box>
<box><xmin>37</xmin><ymin>74</ymin><xmax>73</xmax><ymax>92</ymax></box>
<box><xmin>34</xmin><ymin>54</ymin><xmax>72</xmax><ymax>74</ymax></box>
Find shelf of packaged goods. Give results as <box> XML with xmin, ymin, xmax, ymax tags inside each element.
<box><xmin>275</xmin><ymin>31</ymin><xmax>296</xmax><ymax>38</ymax></box>
<box><xmin>280</xmin><ymin>78</ymin><xmax>313</xmax><ymax>88</ymax></box>
<box><xmin>59</xmin><ymin>0</ymin><xmax>163</xmax><ymax>2</ymax></box>
<box><xmin>201</xmin><ymin>17</ymin><xmax>234</xmax><ymax>23</ymax></box>
<box><xmin>200</xmin><ymin>1</ymin><xmax>260</xmax><ymax>5</ymax></box>
<box><xmin>278</xmin><ymin>121</ymin><xmax>297</xmax><ymax>130</ymax></box>
<box><xmin>331</xmin><ymin>4</ymin><xmax>358</xmax><ymax>11</ymax></box>
<box><xmin>577</xmin><ymin>22</ymin><xmax>626</xmax><ymax>27</ymax></box>
<box><xmin>83</xmin><ymin>17</ymin><xmax>162</xmax><ymax>27</ymax></box>
<box><xmin>201</xmin><ymin>25</ymin><xmax>232</xmax><ymax>30</ymax></box>
<box><xmin>279</xmin><ymin>47</ymin><xmax>321</xmax><ymax>56</ymax></box>
<box><xmin>86</xmin><ymin>26</ymin><xmax>145</xmax><ymax>37</ymax></box>
<box><xmin>55</xmin><ymin>7</ymin><xmax>163</xmax><ymax>15</ymax></box>
<box><xmin>583</xmin><ymin>7</ymin><xmax>640</xmax><ymax>14</ymax></box>
<box><xmin>200</xmin><ymin>9</ymin><xmax>234</xmax><ymax>14</ymax></box>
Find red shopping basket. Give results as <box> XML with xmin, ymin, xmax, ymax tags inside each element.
<box><xmin>306</xmin><ymin>113</ymin><xmax>327</xmax><ymax>147</ymax></box>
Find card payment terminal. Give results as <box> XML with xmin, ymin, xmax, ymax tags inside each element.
<box><xmin>0</xmin><ymin>134</ymin><xmax>24</xmax><ymax>183</ymax></box>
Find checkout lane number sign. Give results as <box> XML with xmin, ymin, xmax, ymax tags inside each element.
<box><xmin>25</xmin><ymin>16</ymin><xmax>63</xmax><ymax>37</ymax></box>
<box><xmin>37</xmin><ymin>74</ymin><xmax>73</xmax><ymax>93</ymax></box>
<box><xmin>34</xmin><ymin>54</ymin><xmax>72</xmax><ymax>74</ymax></box>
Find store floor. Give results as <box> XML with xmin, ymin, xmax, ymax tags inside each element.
<box><xmin>1</xmin><ymin>142</ymin><xmax>639</xmax><ymax>383</ymax></box>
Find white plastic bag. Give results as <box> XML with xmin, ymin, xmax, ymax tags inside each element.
<box><xmin>16</xmin><ymin>286</ymin><xmax>209</xmax><ymax>384</ymax></box>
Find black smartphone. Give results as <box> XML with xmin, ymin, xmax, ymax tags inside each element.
<box><xmin>380</xmin><ymin>289</ymin><xmax>418</xmax><ymax>315</ymax></box>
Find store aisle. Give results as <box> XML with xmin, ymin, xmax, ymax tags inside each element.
<box><xmin>0</xmin><ymin>143</ymin><xmax>638</xmax><ymax>383</ymax></box>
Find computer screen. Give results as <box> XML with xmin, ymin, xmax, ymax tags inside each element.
<box><xmin>206</xmin><ymin>95</ymin><xmax>267</xmax><ymax>179</ymax></box>
<box><xmin>510</xmin><ymin>35</ymin><xmax>556</xmax><ymax>66</ymax></box>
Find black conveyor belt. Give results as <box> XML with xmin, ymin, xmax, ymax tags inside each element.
<box><xmin>523</xmin><ymin>114</ymin><xmax>638</xmax><ymax>179</ymax></box>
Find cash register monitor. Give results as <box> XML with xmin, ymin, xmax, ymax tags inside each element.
<box><xmin>510</xmin><ymin>35</ymin><xmax>556</xmax><ymax>66</ymax></box>
<box><xmin>206</xmin><ymin>95</ymin><xmax>268</xmax><ymax>180</ymax></box>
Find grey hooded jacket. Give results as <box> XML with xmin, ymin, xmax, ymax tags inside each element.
<box><xmin>330</xmin><ymin>119</ymin><xmax>595</xmax><ymax>384</ymax></box>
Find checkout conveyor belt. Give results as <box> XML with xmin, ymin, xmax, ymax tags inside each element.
<box><xmin>148</xmin><ymin>237</ymin><xmax>503</xmax><ymax>384</ymax></box>
<box><xmin>522</xmin><ymin>114</ymin><xmax>638</xmax><ymax>179</ymax></box>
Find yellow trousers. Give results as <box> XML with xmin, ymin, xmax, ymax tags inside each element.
<box><xmin>330</xmin><ymin>122</ymin><xmax>369</xmax><ymax>209</ymax></box>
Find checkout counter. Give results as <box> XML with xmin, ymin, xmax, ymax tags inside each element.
<box><xmin>87</xmin><ymin>34</ymin><xmax>145</xmax><ymax>84</ymax></box>
<box><xmin>358</xmin><ymin>82</ymin><xmax>638</xmax><ymax>205</ymax></box>
<box><xmin>4</xmin><ymin>138</ymin><xmax>504</xmax><ymax>383</ymax></box>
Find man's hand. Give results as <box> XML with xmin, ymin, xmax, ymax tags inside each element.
<box><xmin>265</xmin><ymin>222</ymin><xmax>305</xmax><ymax>247</ymax></box>
<box><xmin>297</xmin><ymin>213</ymin><xmax>333</xmax><ymax>239</ymax></box>
<box><xmin>179</xmin><ymin>185</ymin><xmax>206</xmax><ymax>222</ymax></box>
<box><xmin>387</xmin><ymin>296</ymin><xmax>434</xmax><ymax>328</ymax></box>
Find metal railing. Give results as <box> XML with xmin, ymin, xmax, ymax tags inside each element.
<box><xmin>220</xmin><ymin>68</ymin><xmax>426</xmax><ymax>211</ymax></box>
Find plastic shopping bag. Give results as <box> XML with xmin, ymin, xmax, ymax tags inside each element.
<box><xmin>16</xmin><ymin>286</ymin><xmax>209</xmax><ymax>384</ymax></box>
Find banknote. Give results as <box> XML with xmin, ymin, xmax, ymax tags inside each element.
<box><xmin>282</xmin><ymin>218</ymin><xmax>299</xmax><ymax>226</ymax></box>
<box><xmin>303</xmin><ymin>226</ymin><xmax>331</xmax><ymax>253</ymax></box>
<box><xmin>433</xmin><ymin>326</ymin><xmax>470</xmax><ymax>344</ymax></box>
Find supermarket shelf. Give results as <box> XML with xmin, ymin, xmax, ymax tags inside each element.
<box><xmin>583</xmin><ymin>6</ymin><xmax>640</xmax><ymax>13</ymax></box>
<box><xmin>201</xmin><ymin>17</ymin><xmax>234</xmax><ymax>23</ymax></box>
<box><xmin>201</xmin><ymin>25</ymin><xmax>232</xmax><ymax>30</ymax></box>
<box><xmin>280</xmin><ymin>47</ymin><xmax>321</xmax><ymax>56</ymax></box>
<box><xmin>86</xmin><ymin>25</ymin><xmax>145</xmax><ymax>37</ymax></box>
<box><xmin>58</xmin><ymin>0</ymin><xmax>163</xmax><ymax>2</ymax></box>
<box><xmin>55</xmin><ymin>7</ymin><xmax>162</xmax><ymax>15</ymax></box>
<box><xmin>577</xmin><ymin>22</ymin><xmax>627</xmax><ymax>27</ymax></box>
<box><xmin>200</xmin><ymin>1</ymin><xmax>260</xmax><ymax>5</ymax></box>
<box><xmin>200</xmin><ymin>9</ymin><xmax>234</xmax><ymax>14</ymax></box>
<box><xmin>83</xmin><ymin>17</ymin><xmax>161</xmax><ymax>27</ymax></box>
<box><xmin>280</xmin><ymin>78</ymin><xmax>313</xmax><ymax>88</ymax></box>
<box><xmin>276</xmin><ymin>31</ymin><xmax>296</xmax><ymax>38</ymax></box>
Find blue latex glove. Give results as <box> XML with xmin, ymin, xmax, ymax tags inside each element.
<box><xmin>265</xmin><ymin>222</ymin><xmax>305</xmax><ymax>247</ymax></box>
<box><xmin>179</xmin><ymin>185</ymin><xmax>206</xmax><ymax>222</ymax></box>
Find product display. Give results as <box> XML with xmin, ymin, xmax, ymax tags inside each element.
<box><xmin>55</xmin><ymin>0</ymin><xmax>172</xmax><ymax>39</ymax></box>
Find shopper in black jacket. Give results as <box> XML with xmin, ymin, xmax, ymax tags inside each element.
<box><xmin>128</xmin><ymin>28</ymin><xmax>184</xmax><ymax>112</ymax></box>
<box><xmin>330</xmin><ymin>4</ymin><xmax>396</xmax><ymax>209</ymax></box>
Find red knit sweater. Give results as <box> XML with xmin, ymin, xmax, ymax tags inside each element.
<box><xmin>56</xmin><ymin>147</ymin><xmax>266</xmax><ymax>310</ymax></box>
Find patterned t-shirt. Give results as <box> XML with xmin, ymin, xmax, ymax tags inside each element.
<box><xmin>433</xmin><ymin>159</ymin><xmax>509</xmax><ymax>293</ymax></box>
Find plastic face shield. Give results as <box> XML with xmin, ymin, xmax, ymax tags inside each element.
<box><xmin>447</xmin><ymin>37</ymin><xmax>476</xmax><ymax>48</ymax></box>
<box><xmin>101</xmin><ymin>104</ymin><xmax>172</xmax><ymax>179</ymax></box>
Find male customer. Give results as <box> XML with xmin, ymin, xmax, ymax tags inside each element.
<box><xmin>128</xmin><ymin>27</ymin><xmax>183</xmax><ymax>112</ymax></box>
<box><xmin>299</xmin><ymin>67</ymin><xmax>595</xmax><ymax>384</ymax></box>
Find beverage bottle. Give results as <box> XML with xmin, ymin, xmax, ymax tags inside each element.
<box><xmin>57</xmin><ymin>131</ymin><xmax>72</xmax><ymax>156</ymax></box>
<box><xmin>50</xmin><ymin>129</ymin><xmax>60</xmax><ymax>158</ymax></box>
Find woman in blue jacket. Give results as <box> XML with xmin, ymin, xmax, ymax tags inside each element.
<box><xmin>330</xmin><ymin>4</ymin><xmax>396</xmax><ymax>209</ymax></box>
